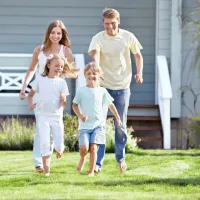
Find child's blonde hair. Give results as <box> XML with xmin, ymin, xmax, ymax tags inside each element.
<box><xmin>84</xmin><ymin>62</ymin><xmax>103</xmax><ymax>79</ymax></box>
<box><xmin>42</xmin><ymin>54</ymin><xmax>78</xmax><ymax>78</ymax></box>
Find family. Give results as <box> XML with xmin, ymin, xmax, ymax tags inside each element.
<box><xmin>19</xmin><ymin>8</ymin><xmax>143</xmax><ymax>177</ymax></box>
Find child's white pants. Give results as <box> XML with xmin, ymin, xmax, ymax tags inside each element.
<box><xmin>38</xmin><ymin>116</ymin><xmax>65</xmax><ymax>156</ymax></box>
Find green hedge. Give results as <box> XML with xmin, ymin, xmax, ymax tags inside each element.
<box><xmin>0</xmin><ymin>117</ymin><xmax>34</xmax><ymax>150</ymax></box>
<box><xmin>0</xmin><ymin>115</ymin><xmax>138</xmax><ymax>152</ymax></box>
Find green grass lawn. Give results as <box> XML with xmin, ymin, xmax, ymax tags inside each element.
<box><xmin>0</xmin><ymin>150</ymin><xmax>200</xmax><ymax>200</ymax></box>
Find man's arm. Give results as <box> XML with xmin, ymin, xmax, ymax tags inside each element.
<box><xmin>108</xmin><ymin>103</ymin><xmax>122</xmax><ymax>127</ymax></box>
<box><xmin>90</xmin><ymin>50</ymin><xmax>100</xmax><ymax>65</ymax></box>
<box><xmin>134</xmin><ymin>52</ymin><xmax>143</xmax><ymax>84</ymax></box>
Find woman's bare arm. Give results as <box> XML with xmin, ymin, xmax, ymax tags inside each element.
<box><xmin>19</xmin><ymin>46</ymin><xmax>40</xmax><ymax>100</ymax></box>
<box><xmin>64</xmin><ymin>46</ymin><xmax>74</xmax><ymax>63</ymax></box>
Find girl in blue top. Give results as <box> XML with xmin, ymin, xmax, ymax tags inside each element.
<box><xmin>72</xmin><ymin>62</ymin><xmax>121</xmax><ymax>177</ymax></box>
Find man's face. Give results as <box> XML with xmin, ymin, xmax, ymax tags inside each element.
<box><xmin>103</xmin><ymin>17</ymin><xmax>120</xmax><ymax>36</ymax></box>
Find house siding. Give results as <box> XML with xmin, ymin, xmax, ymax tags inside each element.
<box><xmin>155</xmin><ymin>0</ymin><xmax>171</xmax><ymax>107</ymax></box>
<box><xmin>0</xmin><ymin>1</ymin><xmax>157</xmax><ymax>117</ymax></box>
<box><xmin>181</xmin><ymin>0</ymin><xmax>200</xmax><ymax>117</ymax></box>
<box><xmin>156</xmin><ymin>0</ymin><xmax>171</xmax><ymax>57</ymax></box>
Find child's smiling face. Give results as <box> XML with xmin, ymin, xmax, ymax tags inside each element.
<box><xmin>85</xmin><ymin>67</ymin><xmax>99</xmax><ymax>87</ymax></box>
<box><xmin>48</xmin><ymin>58</ymin><xmax>64</xmax><ymax>77</ymax></box>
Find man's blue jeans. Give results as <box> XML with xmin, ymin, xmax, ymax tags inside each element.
<box><xmin>96</xmin><ymin>88</ymin><xmax>130</xmax><ymax>167</ymax></box>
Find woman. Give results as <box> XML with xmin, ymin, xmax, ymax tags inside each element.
<box><xmin>19</xmin><ymin>20</ymin><xmax>75</xmax><ymax>173</ymax></box>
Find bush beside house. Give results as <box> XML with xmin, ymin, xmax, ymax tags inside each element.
<box><xmin>0</xmin><ymin>115</ymin><xmax>137</xmax><ymax>152</ymax></box>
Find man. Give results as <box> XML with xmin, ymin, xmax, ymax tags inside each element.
<box><xmin>88</xmin><ymin>8</ymin><xmax>143</xmax><ymax>172</ymax></box>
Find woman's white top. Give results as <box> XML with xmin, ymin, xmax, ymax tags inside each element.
<box><xmin>37</xmin><ymin>44</ymin><xmax>65</xmax><ymax>74</ymax></box>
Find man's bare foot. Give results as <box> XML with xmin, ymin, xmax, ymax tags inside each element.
<box><xmin>56</xmin><ymin>152</ymin><xmax>63</xmax><ymax>159</ymax></box>
<box><xmin>119</xmin><ymin>162</ymin><xmax>127</xmax><ymax>172</ymax></box>
<box><xmin>44</xmin><ymin>172</ymin><xmax>50</xmax><ymax>177</ymax></box>
<box><xmin>87</xmin><ymin>173</ymin><xmax>94</xmax><ymax>177</ymax></box>
<box><xmin>35</xmin><ymin>166</ymin><xmax>44</xmax><ymax>173</ymax></box>
<box><xmin>76</xmin><ymin>158</ymin><xmax>85</xmax><ymax>172</ymax></box>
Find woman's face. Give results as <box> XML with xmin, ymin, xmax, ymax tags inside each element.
<box><xmin>49</xmin><ymin>27</ymin><xmax>62</xmax><ymax>44</ymax></box>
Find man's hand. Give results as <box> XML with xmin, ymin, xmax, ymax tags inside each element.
<box><xmin>117</xmin><ymin>119</ymin><xmax>122</xmax><ymax>128</ymax></box>
<box><xmin>134</xmin><ymin>73</ymin><xmax>143</xmax><ymax>84</ymax></box>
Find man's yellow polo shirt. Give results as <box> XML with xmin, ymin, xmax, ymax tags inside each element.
<box><xmin>88</xmin><ymin>29</ymin><xmax>143</xmax><ymax>90</ymax></box>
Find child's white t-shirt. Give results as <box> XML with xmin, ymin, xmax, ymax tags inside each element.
<box><xmin>31</xmin><ymin>75</ymin><xmax>69</xmax><ymax>117</ymax></box>
<box><xmin>73</xmin><ymin>86</ymin><xmax>113</xmax><ymax>130</ymax></box>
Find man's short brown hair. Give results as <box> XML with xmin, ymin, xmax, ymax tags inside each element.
<box><xmin>102</xmin><ymin>8</ymin><xmax>120</xmax><ymax>19</ymax></box>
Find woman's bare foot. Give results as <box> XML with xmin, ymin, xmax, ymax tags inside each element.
<box><xmin>76</xmin><ymin>158</ymin><xmax>85</xmax><ymax>172</ymax></box>
<box><xmin>56</xmin><ymin>152</ymin><xmax>63</xmax><ymax>159</ymax></box>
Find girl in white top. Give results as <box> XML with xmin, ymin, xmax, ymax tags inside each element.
<box><xmin>19</xmin><ymin>20</ymin><xmax>76</xmax><ymax>173</ymax></box>
<box><xmin>28</xmin><ymin>54</ymin><xmax>77</xmax><ymax>176</ymax></box>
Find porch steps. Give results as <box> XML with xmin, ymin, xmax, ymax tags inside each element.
<box><xmin>127</xmin><ymin>104</ymin><xmax>163</xmax><ymax>149</ymax></box>
<box><xmin>128</xmin><ymin>116</ymin><xmax>161</xmax><ymax>121</ymax></box>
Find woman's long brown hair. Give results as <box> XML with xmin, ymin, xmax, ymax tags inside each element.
<box><xmin>42</xmin><ymin>20</ymin><xmax>71</xmax><ymax>52</ymax></box>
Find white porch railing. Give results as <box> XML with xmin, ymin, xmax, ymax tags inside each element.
<box><xmin>156</xmin><ymin>55</ymin><xmax>172</xmax><ymax>149</ymax></box>
<box><xmin>0</xmin><ymin>53</ymin><xmax>85</xmax><ymax>96</ymax></box>
<box><xmin>0</xmin><ymin>54</ymin><xmax>32</xmax><ymax>96</ymax></box>
<box><xmin>0</xmin><ymin>70</ymin><xmax>30</xmax><ymax>92</ymax></box>
<box><xmin>74</xmin><ymin>54</ymin><xmax>86</xmax><ymax>90</ymax></box>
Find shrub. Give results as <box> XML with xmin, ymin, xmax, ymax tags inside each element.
<box><xmin>63</xmin><ymin>115</ymin><xmax>79</xmax><ymax>151</ymax></box>
<box><xmin>63</xmin><ymin>116</ymin><xmax>138</xmax><ymax>153</ymax></box>
<box><xmin>105</xmin><ymin>118</ymin><xmax>138</xmax><ymax>153</ymax></box>
<box><xmin>0</xmin><ymin>117</ymin><xmax>34</xmax><ymax>150</ymax></box>
<box><xmin>187</xmin><ymin>116</ymin><xmax>200</xmax><ymax>148</ymax></box>
<box><xmin>0</xmin><ymin>115</ymin><xmax>138</xmax><ymax>152</ymax></box>
<box><xmin>189</xmin><ymin>116</ymin><xmax>200</xmax><ymax>135</ymax></box>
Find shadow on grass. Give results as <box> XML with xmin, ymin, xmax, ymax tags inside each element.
<box><xmin>54</xmin><ymin>177</ymin><xmax>200</xmax><ymax>187</ymax></box>
<box><xmin>0</xmin><ymin>170</ymin><xmax>32</xmax><ymax>175</ymax></box>
<box><xmin>93</xmin><ymin>178</ymin><xmax>200</xmax><ymax>186</ymax></box>
<box><xmin>131</xmin><ymin>151</ymin><xmax>200</xmax><ymax>157</ymax></box>
<box><xmin>2</xmin><ymin>176</ymin><xmax>200</xmax><ymax>187</ymax></box>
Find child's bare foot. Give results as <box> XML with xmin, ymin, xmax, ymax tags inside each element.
<box><xmin>35</xmin><ymin>166</ymin><xmax>44</xmax><ymax>173</ymax></box>
<box><xmin>76</xmin><ymin>158</ymin><xmax>85</xmax><ymax>172</ymax></box>
<box><xmin>87</xmin><ymin>173</ymin><xmax>94</xmax><ymax>177</ymax></box>
<box><xmin>56</xmin><ymin>152</ymin><xmax>63</xmax><ymax>159</ymax></box>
